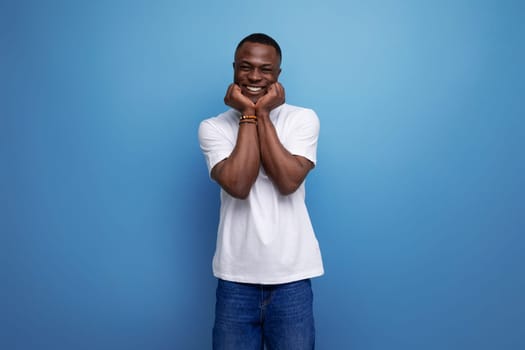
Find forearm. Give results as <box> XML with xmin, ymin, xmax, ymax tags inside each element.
<box><xmin>212</xmin><ymin>124</ymin><xmax>260</xmax><ymax>199</ymax></box>
<box><xmin>257</xmin><ymin>113</ymin><xmax>311</xmax><ymax>195</ymax></box>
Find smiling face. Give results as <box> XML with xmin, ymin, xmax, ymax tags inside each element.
<box><xmin>233</xmin><ymin>42</ymin><xmax>281</xmax><ymax>103</ymax></box>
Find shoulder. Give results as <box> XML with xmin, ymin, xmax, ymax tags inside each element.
<box><xmin>200</xmin><ymin>109</ymin><xmax>238</xmax><ymax>127</ymax></box>
<box><xmin>277</xmin><ymin>103</ymin><xmax>320</xmax><ymax>126</ymax></box>
<box><xmin>199</xmin><ymin>109</ymin><xmax>238</xmax><ymax>135</ymax></box>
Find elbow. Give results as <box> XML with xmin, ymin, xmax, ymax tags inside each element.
<box><xmin>272</xmin><ymin>161</ymin><xmax>312</xmax><ymax>196</ymax></box>
<box><xmin>225</xmin><ymin>181</ymin><xmax>254</xmax><ymax>199</ymax></box>
<box><xmin>278</xmin><ymin>187</ymin><xmax>298</xmax><ymax>196</ymax></box>
<box><xmin>276</xmin><ymin>181</ymin><xmax>302</xmax><ymax>196</ymax></box>
<box><xmin>229</xmin><ymin>188</ymin><xmax>251</xmax><ymax>199</ymax></box>
<box><xmin>212</xmin><ymin>166</ymin><xmax>255</xmax><ymax>199</ymax></box>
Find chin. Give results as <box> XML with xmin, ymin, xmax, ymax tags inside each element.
<box><xmin>241</xmin><ymin>91</ymin><xmax>263</xmax><ymax>103</ymax></box>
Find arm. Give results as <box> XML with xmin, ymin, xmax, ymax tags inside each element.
<box><xmin>255</xmin><ymin>83</ymin><xmax>315</xmax><ymax>195</ymax></box>
<box><xmin>211</xmin><ymin>84</ymin><xmax>259</xmax><ymax>199</ymax></box>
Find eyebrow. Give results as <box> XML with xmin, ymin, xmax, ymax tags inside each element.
<box><xmin>238</xmin><ymin>60</ymin><xmax>274</xmax><ymax>67</ymax></box>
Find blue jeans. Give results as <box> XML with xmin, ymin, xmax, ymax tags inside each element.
<box><xmin>213</xmin><ymin>278</ymin><xmax>315</xmax><ymax>350</ymax></box>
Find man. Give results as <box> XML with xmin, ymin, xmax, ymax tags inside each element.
<box><xmin>198</xmin><ymin>33</ymin><xmax>324</xmax><ymax>350</ymax></box>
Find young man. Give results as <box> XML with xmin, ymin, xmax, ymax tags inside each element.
<box><xmin>198</xmin><ymin>33</ymin><xmax>324</xmax><ymax>350</ymax></box>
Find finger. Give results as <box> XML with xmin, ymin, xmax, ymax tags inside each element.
<box><xmin>230</xmin><ymin>84</ymin><xmax>238</xmax><ymax>96</ymax></box>
<box><xmin>233</xmin><ymin>84</ymin><xmax>244</xmax><ymax>98</ymax></box>
<box><xmin>267</xmin><ymin>83</ymin><xmax>279</xmax><ymax>97</ymax></box>
<box><xmin>224</xmin><ymin>83</ymin><xmax>236</xmax><ymax>105</ymax></box>
<box><xmin>228</xmin><ymin>84</ymin><xmax>240</xmax><ymax>100</ymax></box>
<box><xmin>225</xmin><ymin>83</ymin><xmax>233</xmax><ymax>99</ymax></box>
<box><xmin>276</xmin><ymin>82</ymin><xmax>284</xmax><ymax>97</ymax></box>
<box><xmin>275</xmin><ymin>82</ymin><xmax>284</xmax><ymax>96</ymax></box>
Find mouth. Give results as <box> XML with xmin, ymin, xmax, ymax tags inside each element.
<box><xmin>243</xmin><ymin>85</ymin><xmax>265</xmax><ymax>94</ymax></box>
<box><xmin>246</xmin><ymin>86</ymin><xmax>263</xmax><ymax>92</ymax></box>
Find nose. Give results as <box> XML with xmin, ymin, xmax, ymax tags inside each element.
<box><xmin>248</xmin><ymin>68</ymin><xmax>261</xmax><ymax>82</ymax></box>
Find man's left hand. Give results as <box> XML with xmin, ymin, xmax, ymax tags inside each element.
<box><xmin>255</xmin><ymin>83</ymin><xmax>285</xmax><ymax>116</ymax></box>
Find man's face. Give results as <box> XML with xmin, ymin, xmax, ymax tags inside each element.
<box><xmin>234</xmin><ymin>42</ymin><xmax>281</xmax><ymax>103</ymax></box>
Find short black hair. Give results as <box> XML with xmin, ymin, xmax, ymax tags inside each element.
<box><xmin>235</xmin><ymin>33</ymin><xmax>282</xmax><ymax>63</ymax></box>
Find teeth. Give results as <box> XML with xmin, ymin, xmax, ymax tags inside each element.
<box><xmin>247</xmin><ymin>86</ymin><xmax>262</xmax><ymax>92</ymax></box>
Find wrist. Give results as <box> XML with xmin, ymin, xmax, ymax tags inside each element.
<box><xmin>255</xmin><ymin>109</ymin><xmax>270</xmax><ymax>119</ymax></box>
<box><xmin>239</xmin><ymin>114</ymin><xmax>257</xmax><ymax>126</ymax></box>
<box><xmin>241</xmin><ymin>108</ymin><xmax>256</xmax><ymax>116</ymax></box>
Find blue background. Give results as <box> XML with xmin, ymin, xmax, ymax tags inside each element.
<box><xmin>2</xmin><ymin>0</ymin><xmax>524</xmax><ymax>349</ymax></box>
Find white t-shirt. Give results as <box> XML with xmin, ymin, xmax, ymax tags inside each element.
<box><xmin>198</xmin><ymin>103</ymin><xmax>324</xmax><ymax>284</ymax></box>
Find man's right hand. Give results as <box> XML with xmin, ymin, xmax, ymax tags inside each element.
<box><xmin>224</xmin><ymin>83</ymin><xmax>256</xmax><ymax>116</ymax></box>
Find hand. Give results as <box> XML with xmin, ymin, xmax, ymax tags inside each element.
<box><xmin>224</xmin><ymin>83</ymin><xmax>256</xmax><ymax>116</ymax></box>
<box><xmin>255</xmin><ymin>82</ymin><xmax>285</xmax><ymax>116</ymax></box>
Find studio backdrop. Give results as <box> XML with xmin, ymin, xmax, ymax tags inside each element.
<box><xmin>2</xmin><ymin>1</ymin><xmax>524</xmax><ymax>349</ymax></box>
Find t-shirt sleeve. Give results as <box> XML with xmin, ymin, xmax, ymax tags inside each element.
<box><xmin>283</xmin><ymin>109</ymin><xmax>320</xmax><ymax>165</ymax></box>
<box><xmin>198</xmin><ymin>119</ymin><xmax>234</xmax><ymax>175</ymax></box>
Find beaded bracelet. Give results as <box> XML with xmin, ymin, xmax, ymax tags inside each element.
<box><xmin>239</xmin><ymin>119</ymin><xmax>257</xmax><ymax>125</ymax></box>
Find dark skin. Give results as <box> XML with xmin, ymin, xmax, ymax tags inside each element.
<box><xmin>211</xmin><ymin>42</ymin><xmax>314</xmax><ymax>199</ymax></box>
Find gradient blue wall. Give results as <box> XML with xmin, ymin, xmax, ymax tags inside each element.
<box><xmin>2</xmin><ymin>1</ymin><xmax>524</xmax><ymax>349</ymax></box>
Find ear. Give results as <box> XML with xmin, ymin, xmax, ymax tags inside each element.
<box><xmin>277</xmin><ymin>68</ymin><xmax>282</xmax><ymax>78</ymax></box>
<box><xmin>232</xmin><ymin>62</ymin><xmax>235</xmax><ymax>69</ymax></box>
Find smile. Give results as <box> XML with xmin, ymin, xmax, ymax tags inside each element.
<box><xmin>246</xmin><ymin>86</ymin><xmax>263</xmax><ymax>92</ymax></box>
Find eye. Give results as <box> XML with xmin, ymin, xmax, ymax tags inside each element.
<box><xmin>262</xmin><ymin>68</ymin><xmax>272</xmax><ymax>74</ymax></box>
<box><xmin>239</xmin><ymin>65</ymin><xmax>251</xmax><ymax>71</ymax></box>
